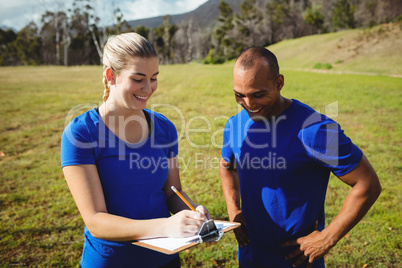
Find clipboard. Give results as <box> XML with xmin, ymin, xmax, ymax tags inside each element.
<box><xmin>133</xmin><ymin>220</ymin><xmax>240</xmax><ymax>255</ymax></box>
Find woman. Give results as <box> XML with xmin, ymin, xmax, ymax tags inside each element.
<box><xmin>61</xmin><ymin>33</ymin><xmax>210</xmax><ymax>267</ymax></box>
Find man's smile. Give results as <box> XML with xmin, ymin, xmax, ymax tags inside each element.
<box><xmin>243</xmin><ymin>105</ymin><xmax>263</xmax><ymax>113</ymax></box>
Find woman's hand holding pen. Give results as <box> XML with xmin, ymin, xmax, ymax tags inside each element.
<box><xmin>195</xmin><ymin>205</ymin><xmax>212</xmax><ymax>221</ymax></box>
<box><xmin>163</xmin><ymin>210</ymin><xmax>207</xmax><ymax>238</ymax></box>
<box><xmin>165</xmin><ymin>186</ymin><xmax>212</xmax><ymax>237</ymax></box>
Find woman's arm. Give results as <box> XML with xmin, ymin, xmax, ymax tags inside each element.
<box><xmin>63</xmin><ymin>163</ymin><xmax>206</xmax><ymax>241</ymax></box>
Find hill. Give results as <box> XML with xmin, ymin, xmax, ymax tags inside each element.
<box><xmin>268</xmin><ymin>22</ymin><xmax>402</xmax><ymax>77</ymax></box>
<box><xmin>127</xmin><ymin>0</ymin><xmax>241</xmax><ymax>30</ymax></box>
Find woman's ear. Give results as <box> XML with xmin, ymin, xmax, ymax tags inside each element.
<box><xmin>105</xmin><ymin>67</ymin><xmax>115</xmax><ymax>85</ymax></box>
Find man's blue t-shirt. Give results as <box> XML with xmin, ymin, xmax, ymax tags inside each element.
<box><xmin>221</xmin><ymin>99</ymin><xmax>362</xmax><ymax>268</ymax></box>
<box><xmin>61</xmin><ymin>108</ymin><xmax>178</xmax><ymax>267</ymax></box>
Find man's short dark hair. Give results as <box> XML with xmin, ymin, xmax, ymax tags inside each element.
<box><xmin>236</xmin><ymin>47</ymin><xmax>280</xmax><ymax>79</ymax></box>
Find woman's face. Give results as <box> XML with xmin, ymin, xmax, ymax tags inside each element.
<box><xmin>109</xmin><ymin>56</ymin><xmax>159</xmax><ymax>112</ymax></box>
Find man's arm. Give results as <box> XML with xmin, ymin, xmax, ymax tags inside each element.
<box><xmin>219</xmin><ymin>157</ymin><xmax>249</xmax><ymax>247</ymax></box>
<box><xmin>282</xmin><ymin>154</ymin><xmax>381</xmax><ymax>267</ymax></box>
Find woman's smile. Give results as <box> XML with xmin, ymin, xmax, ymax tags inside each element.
<box><xmin>134</xmin><ymin>94</ymin><xmax>148</xmax><ymax>101</ymax></box>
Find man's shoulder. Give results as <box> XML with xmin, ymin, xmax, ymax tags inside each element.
<box><xmin>291</xmin><ymin>99</ymin><xmax>318</xmax><ymax>116</ymax></box>
<box><xmin>226</xmin><ymin>109</ymin><xmax>249</xmax><ymax>124</ymax></box>
<box><xmin>290</xmin><ymin>99</ymin><xmax>338</xmax><ymax>126</ymax></box>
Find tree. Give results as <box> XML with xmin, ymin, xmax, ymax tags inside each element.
<box><xmin>112</xmin><ymin>7</ymin><xmax>133</xmax><ymax>34</ymax></box>
<box><xmin>84</xmin><ymin>1</ymin><xmax>133</xmax><ymax>64</ymax></box>
<box><xmin>14</xmin><ymin>22</ymin><xmax>41</xmax><ymax>65</ymax></box>
<box><xmin>40</xmin><ymin>12</ymin><xmax>57</xmax><ymax>65</ymax></box>
<box><xmin>235</xmin><ymin>0</ymin><xmax>263</xmax><ymax>48</ymax></box>
<box><xmin>0</xmin><ymin>28</ymin><xmax>18</xmax><ymax>65</ymax></box>
<box><xmin>135</xmin><ymin>25</ymin><xmax>150</xmax><ymax>39</ymax></box>
<box><xmin>36</xmin><ymin>0</ymin><xmax>74</xmax><ymax>66</ymax></box>
<box><xmin>71</xmin><ymin>0</ymin><xmax>102</xmax><ymax>64</ymax></box>
<box><xmin>172</xmin><ymin>18</ymin><xmax>196</xmax><ymax>63</ymax></box>
<box><xmin>266</xmin><ymin>0</ymin><xmax>287</xmax><ymax>43</ymax></box>
<box><xmin>266</xmin><ymin>0</ymin><xmax>311</xmax><ymax>43</ymax></box>
<box><xmin>38</xmin><ymin>0</ymin><xmax>132</xmax><ymax>65</ymax></box>
<box><xmin>152</xmin><ymin>15</ymin><xmax>178</xmax><ymax>64</ymax></box>
<box><xmin>185</xmin><ymin>18</ymin><xmax>194</xmax><ymax>63</ymax></box>
<box><xmin>304</xmin><ymin>7</ymin><xmax>326</xmax><ymax>33</ymax></box>
<box><xmin>213</xmin><ymin>0</ymin><xmax>236</xmax><ymax>62</ymax></box>
<box><xmin>332</xmin><ymin>0</ymin><xmax>356</xmax><ymax>30</ymax></box>
<box><xmin>40</xmin><ymin>11</ymin><xmax>69</xmax><ymax>65</ymax></box>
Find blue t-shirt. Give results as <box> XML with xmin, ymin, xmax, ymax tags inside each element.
<box><xmin>61</xmin><ymin>108</ymin><xmax>179</xmax><ymax>267</ymax></box>
<box><xmin>221</xmin><ymin>100</ymin><xmax>362</xmax><ymax>268</ymax></box>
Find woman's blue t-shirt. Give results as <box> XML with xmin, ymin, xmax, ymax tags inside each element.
<box><xmin>61</xmin><ymin>108</ymin><xmax>178</xmax><ymax>267</ymax></box>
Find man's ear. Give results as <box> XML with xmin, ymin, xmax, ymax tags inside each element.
<box><xmin>276</xmin><ymin>74</ymin><xmax>284</xmax><ymax>91</ymax></box>
<box><xmin>105</xmin><ymin>67</ymin><xmax>115</xmax><ymax>85</ymax></box>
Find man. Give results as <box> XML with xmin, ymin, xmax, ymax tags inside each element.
<box><xmin>219</xmin><ymin>47</ymin><xmax>381</xmax><ymax>268</ymax></box>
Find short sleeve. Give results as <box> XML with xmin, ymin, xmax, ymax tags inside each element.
<box><xmin>221</xmin><ymin>118</ymin><xmax>234</xmax><ymax>163</ymax></box>
<box><xmin>166</xmin><ymin>120</ymin><xmax>178</xmax><ymax>158</ymax></box>
<box><xmin>298</xmin><ymin>119</ymin><xmax>362</xmax><ymax>176</ymax></box>
<box><xmin>149</xmin><ymin>110</ymin><xmax>179</xmax><ymax>159</ymax></box>
<box><xmin>61</xmin><ymin>119</ymin><xmax>96</xmax><ymax>168</ymax></box>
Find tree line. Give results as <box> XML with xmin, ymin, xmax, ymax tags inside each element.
<box><xmin>1</xmin><ymin>0</ymin><xmax>401</xmax><ymax>66</ymax></box>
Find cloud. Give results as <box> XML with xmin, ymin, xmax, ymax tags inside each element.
<box><xmin>0</xmin><ymin>0</ymin><xmax>208</xmax><ymax>31</ymax></box>
<box><xmin>0</xmin><ymin>0</ymin><xmax>73</xmax><ymax>31</ymax></box>
<box><xmin>175</xmin><ymin>0</ymin><xmax>208</xmax><ymax>11</ymax></box>
<box><xmin>121</xmin><ymin>0</ymin><xmax>208</xmax><ymax>21</ymax></box>
<box><xmin>0</xmin><ymin>0</ymin><xmax>37</xmax><ymax>30</ymax></box>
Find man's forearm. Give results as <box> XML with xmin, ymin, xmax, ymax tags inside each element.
<box><xmin>219</xmin><ymin>159</ymin><xmax>242</xmax><ymax>221</ymax></box>
<box><xmin>324</xmin><ymin>155</ymin><xmax>382</xmax><ymax>245</ymax></box>
<box><xmin>326</xmin><ymin>178</ymin><xmax>381</xmax><ymax>244</ymax></box>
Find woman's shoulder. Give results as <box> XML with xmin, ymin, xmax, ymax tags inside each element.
<box><xmin>144</xmin><ymin>109</ymin><xmax>176</xmax><ymax>130</ymax></box>
<box><xmin>63</xmin><ymin>108</ymin><xmax>99</xmax><ymax>136</ymax></box>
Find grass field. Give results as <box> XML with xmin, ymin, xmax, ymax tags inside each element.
<box><xmin>0</xmin><ymin>63</ymin><xmax>400</xmax><ymax>267</ymax></box>
<box><xmin>1</xmin><ymin>24</ymin><xmax>401</xmax><ymax>267</ymax></box>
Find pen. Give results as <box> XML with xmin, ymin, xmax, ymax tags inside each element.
<box><xmin>171</xmin><ymin>186</ymin><xmax>196</xmax><ymax>211</ymax></box>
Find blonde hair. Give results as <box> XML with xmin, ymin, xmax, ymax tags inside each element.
<box><xmin>102</xmin><ymin>33</ymin><xmax>157</xmax><ymax>102</ymax></box>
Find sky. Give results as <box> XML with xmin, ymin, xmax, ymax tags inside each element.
<box><xmin>0</xmin><ymin>0</ymin><xmax>209</xmax><ymax>31</ymax></box>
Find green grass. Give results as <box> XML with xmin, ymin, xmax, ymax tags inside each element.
<box><xmin>0</xmin><ymin>63</ymin><xmax>400</xmax><ymax>267</ymax></box>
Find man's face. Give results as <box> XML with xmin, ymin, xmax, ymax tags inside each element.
<box><xmin>233</xmin><ymin>60</ymin><xmax>284</xmax><ymax>121</ymax></box>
